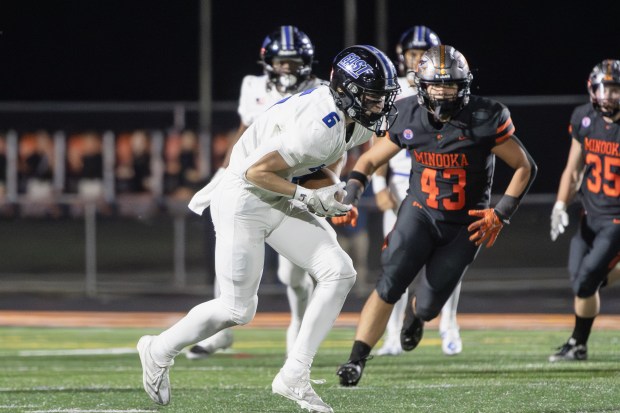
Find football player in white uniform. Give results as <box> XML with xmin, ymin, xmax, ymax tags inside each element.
<box><xmin>137</xmin><ymin>45</ymin><xmax>400</xmax><ymax>413</ymax></box>
<box><xmin>187</xmin><ymin>25</ymin><xmax>323</xmax><ymax>360</ymax></box>
<box><xmin>371</xmin><ymin>26</ymin><xmax>463</xmax><ymax>357</ymax></box>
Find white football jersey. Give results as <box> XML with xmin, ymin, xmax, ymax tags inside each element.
<box><xmin>238</xmin><ymin>74</ymin><xmax>323</xmax><ymax>126</ymax></box>
<box><xmin>396</xmin><ymin>76</ymin><xmax>416</xmax><ymax>100</ymax></box>
<box><xmin>229</xmin><ymin>85</ymin><xmax>373</xmax><ymax>189</ymax></box>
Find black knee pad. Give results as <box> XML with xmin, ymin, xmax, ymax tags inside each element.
<box><xmin>375</xmin><ymin>279</ymin><xmax>406</xmax><ymax>304</ymax></box>
<box><xmin>413</xmin><ymin>300</ymin><xmax>441</xmax><ymax>322</ymax></box>
<box><xmin>572</xmin><ymin>278</ymin><xmax>600</xmax><ymax>298</ymax></box>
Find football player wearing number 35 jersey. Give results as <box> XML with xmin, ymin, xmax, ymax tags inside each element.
<box><xmin>335</xmin><ymin>45</ymin><xmax>537</xmax><ymax>387</ymax></box>
<box><xmin>137</xmin><ymin>45</ymin><xmax>400</xmax><ymax>413</ymax></box>
<box><xmin>548</xmin><ymin>60</ymin><xmax>620</xmax><ymax>362</ymax></box>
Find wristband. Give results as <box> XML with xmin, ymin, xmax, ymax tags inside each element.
<box><xmin>372</xmin><ymin>175</ymin><xmax>387</xmax><ymax>193</ymax></box>
<box><xmin>494</xmin><ymin>194</ymin><xmax>520</xmax><ymax>224</ymax></box>
<box><xmin>553</xmin><ymin>200</ymin><xmax>566</xmax><ymax>211</ymax></box>
<box><xmin>348</xmin><ymin>170</ymin><xmax>369</xmax><ymax>190</ymax></box>
<box><xmin>293</xmin><ymin>185</ymin><xmax>313</xmax><ymax>203</ymax></box>
<box><xmin>343</xmin><ymin>180</ymin><xmax>365</xmax><ymax>206</ymax></box>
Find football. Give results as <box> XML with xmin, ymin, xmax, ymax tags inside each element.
<box><xmin>297</xmin><ymin>168</ymin><xmax>341</xmax><ymax>189</ymax></box>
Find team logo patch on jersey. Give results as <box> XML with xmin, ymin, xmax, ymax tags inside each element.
<box><xmin>337</xmin><ymin>53</ymin><xmax>374</xmax><ymax>79</ymax></box>
<box><xmin>403</xmin><ymin>129</ymin><xmax>414</xmax><ymax>140</ymax></box>
<box><xmin>581</xmin><ymin>116</ymin><xmax>591</xmax><ymax>128</ymax></box>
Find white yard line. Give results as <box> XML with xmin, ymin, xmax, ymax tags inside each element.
<box><xmin>18</xmin><ymin>348</ymin><xmax>136</xmax><ymax>357</ymax></box>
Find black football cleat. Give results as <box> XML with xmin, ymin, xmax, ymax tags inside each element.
<box><xmin>336</xmin><ymin>357</ymin><xmax>370</xmax><ymax>387</ymax></box>
<box><xmin>401</xmin><ymin>302</ymin><xmax>424</xmax><ymax>351</ymax></box>
<box><xmin>548</xmin><ymin>338</ymin><xmax>588</xmax><ymax>362</ymax></box>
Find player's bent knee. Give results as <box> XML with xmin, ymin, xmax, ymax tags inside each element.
<box><xmin>574</xmin><ymin>283</ymin><xmax>599</xmax><ymax>298</ymax></box>
<box><xmin>230</xmin><ymin>295</ymin><xmax>258</xmax><ymax>325</ymax></box>
<box><xmin>312</xmin><ymin>247</ymin><xmax>356</xmax><ymax>283</ymax></box>
<box><xmin>376</xmin><ymin>280</ymin><xmax>408</xmax><ymax>304</ymax></box>
<box><xmin>415</xmin><ymin>305</ymin><xmax>441</xmax><ymax>322</ymax></box>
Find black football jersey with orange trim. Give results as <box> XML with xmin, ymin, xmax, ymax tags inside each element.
<box><xmin>569</xmin><ymin>103</ymin><xmax>620</xmax><ymax>218</ymax></box>
<box><xmin>388</xmin><ymin>95</ymin><xmax>514</xmax><ymax>224</ymax></box>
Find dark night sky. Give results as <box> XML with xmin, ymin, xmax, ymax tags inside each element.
<box><xmin>0</xmin><ymin>0</ymin><xmax>619</xmax><ymax>102</ymax></box>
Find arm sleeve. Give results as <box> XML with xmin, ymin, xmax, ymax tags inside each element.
<box><xmin>493</xmin><ymin>105</ymin><xmax>515</xmax><ymax>145</ymax></box>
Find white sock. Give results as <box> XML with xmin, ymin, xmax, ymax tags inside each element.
<box><xmin>385</xmin><ymin>289</ymin><xmax>408</xmax><ymax>341</ymax></box>
<box><xmin>286</xmin><ymin>275</ymin><xmax>314</xmax><ymax>355</ymax></box>
<box><xmin>285</xmin><ymin>276</ymin><xmax>354</xmax><ymax>369</ymax></box>
<box><xmin>439</xmin><ymin>282</ymin><xmax>461</xmax><ymax>333</ymax></box>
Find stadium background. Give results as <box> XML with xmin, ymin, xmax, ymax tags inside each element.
<box><xmin>0</xmin><ymin>0</ymin><xmax>619</xmax><ymax>314</ymax></box>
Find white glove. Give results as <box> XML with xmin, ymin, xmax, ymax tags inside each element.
<box><xmin>293</xmin><ymin>182</ymin><xmax>351</xmax><ymax>217</ymax></box>
<box><xmin>550</xmin><ymin>201</ymin><xmax>569</xmax><ymax>241</ymax></box>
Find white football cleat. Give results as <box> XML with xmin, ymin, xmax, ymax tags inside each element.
<box><xmin>440</xmin><ymin>328</ymin><xmax>462</xmax><ymax>356</ymax></box>
<box><xmin>376</xmin><ymin>337</ymin><xmax>403</xmax><ymax>356</ymax></box>
<box><xmin>137</xmin><ymin>335</ymin><xmax>173</xmax><ymax>405</ymax></box>
<box><xmin>272</xmin><ymin>368</ymin><xmax>333</xmax><ymax>413</ymax></box>
<box><xmin>186</xmin><ymin>329</ymin><xmax>234</xmax><ymax>360</ymax></box>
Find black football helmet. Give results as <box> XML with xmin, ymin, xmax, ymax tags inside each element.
<box><xmin>330</xmin><ymin>45</ymin><xmax>400</xmax><ymax>137</ymax></box>
<box><xmin>588</xmin><ymin>59</ymin><xmax>620</xmax><ymax>118</ymax></box>
<box><xmin>414</xmin><ymin>45</ymin><xmax>473</xmax><ymax>123</ymax></box>
<box><xmin>260</xmin><ymin>26</ymin><xmax>314</xmax><ymax>94</ymax></box>
<box><xmin>396</xmin><ymin>25</ymin><xmax>441</xmax><ymax>75</ymax></box>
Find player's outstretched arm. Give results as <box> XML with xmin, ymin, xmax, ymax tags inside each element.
<box><xmin>468</xmin><ymin>136</ymin><xmax>537</xmax><ymax>248</ymax></box>
<box><xmin>550</xmin><ymin>138</ymin><xmax>584</xmax><ymax>241</ymax></box>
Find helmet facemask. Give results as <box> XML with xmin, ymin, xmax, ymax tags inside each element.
<box><xmin>590</xmin><ymin>82</ymin><xmax>620</xmax><ymax>118</ymax></box>
<box><xmin>265</xmin><ymin>57</ymin><xmax>311</xmax><ymax>94</ymax></box>
<box><xmin>416</xmin><ymin>78</ymin><xmax>471</xmax><ymax>122</ymax></box>
<box><xmin>339</xmin><ymin>80</ymin><xmax>399</xmax><ymax>136</ymax></box>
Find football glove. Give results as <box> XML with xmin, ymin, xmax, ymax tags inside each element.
<box><xmin>331</xmin><ymin>206</ymin><xmax>359</xmax><ymax>227</ymax></box>
<box><xmin>294</xmin><ymin>182</ymin><xmax>351</xmax><ymax>218</ymax></box>
<box><xmin>550</xmin><ymin>201</ymin><xmax>569</xmax><ymax>241</ymax></box>
<box><xmin>467</xmin><ymin>208</ymin><xmax>503</xmax><ymax>248</ymax></box>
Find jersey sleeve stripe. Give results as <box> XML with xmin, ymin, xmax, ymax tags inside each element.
<box><xmin>496</xmin><ymin>117</ymin><xmax>513</xmax><ymax>134</ymax></box>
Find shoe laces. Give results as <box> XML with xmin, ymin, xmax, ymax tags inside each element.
<box><xmin>555</xmin><ymin>338</ymin><xmax>582</xmax><ymax>354</ymax></box>
<box><xmin>289</xmin><ymin>370</ymin><xmax>326</xmax><ymax>400</ymax></box>
<box><xmin>150</xmin><ymin>358</ymin><xmax>173</xmax><ymax>386</ymax></box>
<box><xmin>345</xmin><ymin>355</ymin><xmax>373</xmax><ymax>369</ymax></box>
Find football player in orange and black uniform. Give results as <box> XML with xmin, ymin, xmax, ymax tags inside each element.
<box><xmin>334</xmin><ymin>45</ymin><xmax>537</xmax><ymax>386</ymax></box>
<box><xmin>548</xmin><ymin>59</ymin><xmax>620</xmax><ymax>362</ymax></box>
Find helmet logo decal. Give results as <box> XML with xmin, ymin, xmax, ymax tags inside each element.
<box><xmin>403</xmin><ymin>129</ymin><xmax>414</xmax><ymax>140</ymax></box>
<box><xmin>337</xmin><ymin>53</ymin><xmax>374</xmax><ymax>79</ymax></box>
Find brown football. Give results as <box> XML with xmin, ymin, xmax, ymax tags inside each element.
<box><xmin>297</xmin><ymin>168</ymin><xmax>341</xmax><ymax>189</ymax></box>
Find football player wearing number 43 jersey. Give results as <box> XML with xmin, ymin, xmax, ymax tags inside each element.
<box><xmin>137</xmin><ymin>45</ymin><xmax>400</xmax><ymax>413</ymax></box>
<box><xmin>548</xmin><ymin>59</ymin><xmax>620</xmax><ymax>362</ymax></box>
<box><xmin>335</xmin><ymin>45</ymin><xmax>537</xmax><ymax>387</ymax></box>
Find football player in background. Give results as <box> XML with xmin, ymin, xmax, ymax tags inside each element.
<box><xmin>137</xmin><ymin>45</ymin><xmax>400</xmax><ymax>412</ymax></box>
<box><xmin>334</xmin><ymin>45</ymin><xmax>537</xmax><ymax>386</ymax></box>
<box><xmin>372</xmin><ymin>25</ymin><xmax>464</xmax><ymax>357</ymax></box>
<box><xmin>187</xmin><ymin>26</ymin><xmax>323</xmax><ymax>359</ymax></box>
<box><xmin>548</xmin><ymin>59</ymin><xmax>620</xmax><ymax>362</ymax></box>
